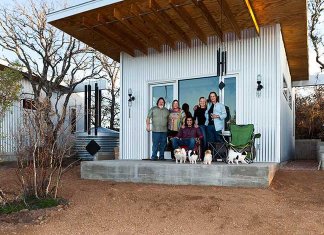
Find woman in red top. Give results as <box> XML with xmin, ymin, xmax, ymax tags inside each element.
<box><xmin>171</xmin><ymin>116</ymin><xmax>202</xmax><ymax>151</ymax></box>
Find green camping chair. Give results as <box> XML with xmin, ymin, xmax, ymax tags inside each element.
<box><xmin>224</xmin><ymin>124</ymin><xmax>261</xmax><ymax>163</ymax></box>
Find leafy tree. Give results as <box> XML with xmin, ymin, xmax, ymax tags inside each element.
<box><xmin>0</xmin><ymin>68</ymin><xmax>22</xmax><ymax>119</ymax></box>
<box><xmin>0</xmin><ymin>67</ymin><xmax>22</xmax><ymax>201</ymax></box>
<box><xmin>0</xmin><ymin>66</ymin><xmax>22</xmax><ymax>143</ymax></box>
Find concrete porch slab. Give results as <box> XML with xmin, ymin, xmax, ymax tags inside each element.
<box><xmin>81</xmin><ymin>160</ymin><xmax>279</xmax><ymax>188</ymax></box>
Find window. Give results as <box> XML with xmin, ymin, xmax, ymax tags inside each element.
<box><xmin>283</xmin><ymin>76</ymin><xmax>288</xmax><ymax>101</ymax></box>
<box><xmin>283</xmin><ymin>76</ymin><xmax>292</xmax><ymax>109</ymax></box>
<box><xmin>152</xmin><ymin>85</ymin><xmax>173</xmax><ymax>110</ymax></box>
<box><xmin>179</xmin><ymin>76</ymin><xmax>219</xmax><ymax>113</ymax></box>
<box><xmin>288</xmin><ymin>90</ymin><xmax>292</xmax><ymax>109</ymax></box>
<box><xmin>22</xmin><ymin>99</ymin><xmax>36</xmax><ymax>110</ymax></box>
<box><xmin>178</xmin><ymin>76</ymin><xmax>236</xmax><ymax>130</ymax></box>
<box><xmin>70</xmin><ymin>108</ymin><xmax>77</xmax><ymax>133</ymax></box>
<box><xmin>223</xmin><ymin>77</ymin><xmax>236</xmax><ymax>130</ymax></box>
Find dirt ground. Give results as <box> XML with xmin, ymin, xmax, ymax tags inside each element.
<box><xmin>0</xmin><ymin>161</ymin><xmax>323</xmax><ymax>235</ymax></box>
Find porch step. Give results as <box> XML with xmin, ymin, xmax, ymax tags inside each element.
<box><xmin>81</xmin><ymin>160</ymin><xmax>279</xmax><ymax>188</ymax></box>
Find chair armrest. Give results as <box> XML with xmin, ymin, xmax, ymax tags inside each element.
<box><xmin>254</xmin><ymin>133</ymin><xmax>261</xmax><ymax>139</ymax></box>
<box><xmin>221</xmin><ymin>134</ymin><xmax>230</xmax><ymax>144</ymax></box>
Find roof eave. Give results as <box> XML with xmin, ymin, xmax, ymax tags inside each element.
<box><xmin>47</xmin><ymin>0</ymin><xmax>123</xmax><ymax>23</ymax></box>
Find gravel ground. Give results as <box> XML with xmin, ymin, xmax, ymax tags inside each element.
<box><xmin>0</xmin><ymin>161</ymin><xmax>323</xmax><ymax>235</ymax></box>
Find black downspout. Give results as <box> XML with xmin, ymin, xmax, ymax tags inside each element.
<box><xmin>84</xmin><ymin>85</ymin><xmax>87</xmax><ymax>132</ymax></box>
<box><xmin>95</xmin><ymin>83</ymin><xmax>98</xmax><ymax>136</ymax></box>
<box><xmin>99</xmin><ymin>89</ymin><xmax>102</xmax><ymax>127</ymax></box>
<box><xmin>87</xmin><ymin>85</ymin><xmax>91</xmax><ymax>135</ymax></box>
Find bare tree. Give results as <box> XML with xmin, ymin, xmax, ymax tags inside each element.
<box><xmin>295</xmin><ymin>86</ymin><xmax>324</xmax><ymax>139</ymax></box>
<box><xmin>309</xmin><ymin>0</ymin><xmax>324</xmax><ymax>72</ymax></box>
<box><xmin>96</xmin><ymin>53</ymin><xmax>120</xmax><ymax>130</ymax></box>
<box><xmin>0</xmin><ymin>0</ymin><xmax>102</xmax><ymax>141</ymax></box>
<box><xmin>16</xmin><ymin>100</ymin><xmax>76</xmax><ymax>199</ymax></box>
<box><xmin>297</xmin><ymin>0</ymin><xmax>324</xmax><ymax>140</ymax></box>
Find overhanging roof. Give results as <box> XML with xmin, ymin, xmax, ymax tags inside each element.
<box><xmin>48</xmin><ymin>0</ymin><xmax>309</xmax><ymax>81</ymax></box>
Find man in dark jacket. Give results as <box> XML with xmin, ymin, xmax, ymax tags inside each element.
<box><xmin>171</xmin><ymin>116</ymin><xmax>203</xmax><ymax>151</ymax></box>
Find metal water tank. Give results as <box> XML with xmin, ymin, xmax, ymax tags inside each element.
<box><xmin>74</xmin><ymin>127</ymin><xmax>119</xmax><ymax>160</ymax></box>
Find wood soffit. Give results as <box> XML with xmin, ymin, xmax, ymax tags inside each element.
<box><xmin>50</xmin><ymin>0</ymin><xmax>308</xmax><ymax>81</ymax></box>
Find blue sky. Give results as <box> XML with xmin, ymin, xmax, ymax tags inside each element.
<box><xmin>0</xmin><ymin>0</ymin><xmax>323</xmax><ymax>76</ymax></box>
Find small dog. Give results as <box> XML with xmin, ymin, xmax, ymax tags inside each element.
<box><xmin>227</xmin><ymin>149</ymin><xmax>238</xmax><ymax>164</ymax></box>
<box><xmin>227</xmin><ymin>149</ymin><xmax>249</xmax><ymax>164</ymax></box>
<box><xmin>203</xmin><ymin>150</ymin><xmax>212</xmax><ymax>165</ymax></box>
<box><xmin>188</xmin><ymin>150</ymin><xmax>198</xmax><ymax>164</ymax></box>
<box><xmin>174</xmin><ymin>148</ymin><xmax>186</xmax><ymax>164</ymax></box>
<box><xmin>237</xmin><ymin>151</ymin><xmax>249</xmax><ymax>164</ymax></box>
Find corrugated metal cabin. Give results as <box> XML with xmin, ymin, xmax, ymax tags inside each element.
<box><xmin>0</xmin><ymin>61</ymin><xmax>84</xmax><ymax>161</ymax></box>
<box><xmin>48</xmin><ymin>0</ymin><xmax>309</xmax><ymax>163</ymax></box>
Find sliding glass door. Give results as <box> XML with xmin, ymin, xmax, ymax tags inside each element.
<box><xmin>223</xmin><ymin>77</ymin><xmax>236</xmax><ymax>130</ymax></box>
<box><xmin>147</xmin><ymin>76</ymin><xmax>236</xmax><ymax>158</ymax></box>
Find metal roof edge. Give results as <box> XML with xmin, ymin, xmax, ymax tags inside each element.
<box><xmin>47</xmin><ymin>0</ymin><xmax>123</xmax><ymax>23</ymax></box>
<box><xmin>292</xmin><ymin>74</ymin><xmax>324</xmax><ymax>87</ymax></box>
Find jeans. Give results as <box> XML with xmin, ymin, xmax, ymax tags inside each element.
<box><xmin>199</xmin><ymin>125</ymin><xmax>207</xmax><ymax>149</ymax></box>
<box><xmin>171</xmin><ymin>138</ymin><xmax>196</xmax><ymax>150</ymax></box>
<box><xmin>167</xmin><ymin>130</ymin><xmax>178</xmax><ymax>159</ymax></box>
<box><xmin>152</xmin><ymin>132</ymin><xmax>167</xmax><ymax>160</ymax></box>
<box><xmin>207</xmin><ymin>125</ymin><xmax>223</xmax><ymax>143</ymax></box>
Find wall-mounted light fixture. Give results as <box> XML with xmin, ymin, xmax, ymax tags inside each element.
<box><xmin>128</xmin><ymin>88</ymin><xmax>135</xmax><ymax>107</ymax></box>
<box><xmin>256</xmin><ymin>74</ymin><xmax>263</xmax><ymax>97</ymax></box>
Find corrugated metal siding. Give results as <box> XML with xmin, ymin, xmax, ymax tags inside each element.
<box><xmin>0</xmin><ymin>103</ymin><xmax>21</xmax><ymax>153</ymax></box>
<box><xmin>0</xmin><ymin>79</ymin><xmax>84</xmax><ymax>155</ymax></box>
<box><xmin>121</xmin><ymin>24</ymin><xmax>283</xmax><ymax>162</ymax></box>
<box><xmin>0</xmin><ymin>79</ymin><xmax>30</xmax><ymax>153</ymax></box>
<box><xmin>53</xmin><ymin>92</ymin><xmax>84</xmax><ymax>133</ymax></box>
<box><xmin>279</xmin><ymin>28</ymin><xmax>295</xmax><ymax>162</ymax></box>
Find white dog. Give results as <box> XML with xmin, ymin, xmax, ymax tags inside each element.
<box><xmin>237</xmin><ymin>151</ymin><xmax>249</xmax><ymax>164</ymax></box>
<box><xmin>227</xmin><ymin>149</ymin><xmax>249</xmax><ymax>164</ymax></box>
<box><xmin>203</xmin><ymin>150</ymin><xmax>212</xmax><ymax>165</ymax></box>
<box><xmin>188</xmin><ymin>150</ymin><xmax>198</xmax><ymax>164</ymax></box>
<box><xmin>174</xmin><ymin>148</ymin><xmax>186</xmax><ymax>164</ymax></box>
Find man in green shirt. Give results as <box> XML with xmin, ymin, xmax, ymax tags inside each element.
<box><xmin>146</xmin><ymin>97</ymin><xmax>169</xmax><ymax>160</ymax></box>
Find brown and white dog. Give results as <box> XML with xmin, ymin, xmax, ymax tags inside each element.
<box><xmin>203</xmin><ymin>150</ymin><xmax>212</xmax><ymax>165</ymax></box>
<box><xmin>174</xmin><ymin>148</ymin><xmax>186</xmax><ymax>164</ymax></box>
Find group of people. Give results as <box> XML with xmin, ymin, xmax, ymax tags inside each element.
<box><xmin>146</xmin><ymin>91</ymin><xmax>227</xmax><ymax>161</ymax></box>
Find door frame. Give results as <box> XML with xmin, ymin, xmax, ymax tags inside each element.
<box><xmin>148</xmin><ymin>81</ymin><xmax>177</xmax><ymax>159</ymax></box>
